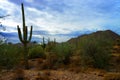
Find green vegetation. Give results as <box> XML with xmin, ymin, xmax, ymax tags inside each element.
<box><xmin>17</xmin><ymin>3</ymin><xmax>33</xmax><ymax>69</ymax></box>
<box><xmin>0</xmin><ymin>44</ymin><xmax>21</xmax><ymax>69</ymax></box>
<box><xmin>79</xmin><ymin>38</ymin><xmax>111</xmax><ymax>69</ymax></box>
<box><xmin>67</xmin><ymin>30</ymin><xmax>117</xmax><ymax>69</ymax></box>
<box><xmin>45</xmin><ymin>40</ymin><xmax>56</xmax><ymax>52</ymax></box>
<box><xmin>40</xmin><ymin>42</ymin><xmax>73</xmax><ymax>69</ymax></box>
<box><xmin>28</xmin><ymin>45</ymin><xmax>46</xmax><ymax>59</ymax></box>
<box><xmin>0</xmin><ymin>29</ymin><xmax>118</xmax><ymax>72</ymax></box>
<box><xmin>52</xmin><ymin>43</ymin><xmax>73</xmax><ymax>65</ymax></box>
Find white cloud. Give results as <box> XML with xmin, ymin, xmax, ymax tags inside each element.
<box><xmin>0</xmin><ymin>0</ymin><xmax>108</xmax><ymax>34</ymax></box>
<box><xmin>0</xmin><ymin>0</ymin><xmax>21</xmax><ymax>32</ymax></box>
<box><xmin>25</xmin><ymin>0</ymin><xmax>34</xmax><ymax>3</ymax></box>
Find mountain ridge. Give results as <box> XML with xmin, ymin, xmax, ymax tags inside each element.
<box><xmin>67</xmin><ymin>30</ymin><xmax>120</xmax><ymax>44</ymax></box>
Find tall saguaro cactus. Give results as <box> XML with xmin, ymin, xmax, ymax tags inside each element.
<box><xmin>17</xmin><ymin>3</ymin><xmax>33</xmax><ymax>69</ymax></box>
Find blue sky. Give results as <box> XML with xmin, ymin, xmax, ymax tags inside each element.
<box><xmin>0</xmin><ymin>0</ymin><xmax>120</xmax><ymax>43</ymax></box>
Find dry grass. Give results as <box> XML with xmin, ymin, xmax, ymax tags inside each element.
<box><xmin>34</xmin><ymin>71</ymin><xmax>50</xmax><ymax>80</ymax></box>
<box><xmin>104</xmin><ymin>72</ymin><xmax>120</xmax><ymax>80</ymax></box>
<box><xmin>13</xmin><ymin>68</ymin><xmax>26</xmax><ymax>80</ymax></box>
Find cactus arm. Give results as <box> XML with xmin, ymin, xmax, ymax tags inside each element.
<box><xmin>54</xmin><ymin>38</ymin><xmax>56</xmax><ymax>43</ymax></box>
<box><xmin>28</xmin><ymin>26</ymin><xmax>33</xmax><ymax>42</ymax></box>
<box><xmin>17</xmin><ymin>25</ymin><xmax>23</xmax><ymax>43</ymax></box>
<box><xmin>43</xmin><ymin>37</ymin><xmax>45</xmax><ymax>44</ymax></box>
<box><xmin>42</xmin><ymin>36</ymin><xmax>46</xmax><ymax>49</ymax></box>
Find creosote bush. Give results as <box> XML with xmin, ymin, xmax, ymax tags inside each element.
<box><xmin>0</xmin><ymin>44</ymin><xmax>21</xmax><ymax>69</ymax></box>
<box><xmin>79</xmin><ymin>38</ymin><xmax>111</xmax><ymax>69</ymax></box>
<box><xmin>45</xmin><ymin>41</ymin><xmax>56</xmax><ymax>52</ymax></box>
<box><xmin>28</xmin><ymin>45</ymin><xmax>46</xmax><ymax>59</ymax></box>
<box><xmin>52</xmin><ymin>43</ymin><xmax>73</xmax><ymax>65</ymax></box>
<box><xmin>41</xmin><ymin>43</ymin><xmax>73</xmax><ymax>69</ymax></box>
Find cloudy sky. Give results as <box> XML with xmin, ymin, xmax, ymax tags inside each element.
<box><xmin>0</xmin><ymin>0</ymin><xmax>120</xmax><ymax>43</ymax></box>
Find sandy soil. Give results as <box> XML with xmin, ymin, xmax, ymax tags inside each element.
<box><xmin>0</xmin><ymin>69</ymin><xmax>104</xmax><ymax>80</ymax></box>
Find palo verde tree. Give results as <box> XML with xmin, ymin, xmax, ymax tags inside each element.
<box><xmin>17</xmin><ymin>3</ymin><xmax>33</xmax><ymax>69</ymax></box>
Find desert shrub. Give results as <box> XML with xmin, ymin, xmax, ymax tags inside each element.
<box><xmin>45</xmin><ymin>41</ymin><xmax>56</xmax><ymax>52</ymax></box>
<box><xmin>42</xmin><ymin>43</ymin><xmax>73</xmax><ymax>69</ymax></box>
<box><xmin>52</xmin><ymin>43</ymin><xmax>73</xmax><ymax>65</ymax></box>
<box><xmin>0</xmin><ymin>44</ymin><xmax>21</xmax><ymax>69</ymax></box>
<box><xmin>79</xmin><ymin>38</ymin><xmax>111</xmax><ymax>69</ymax></box>
<box><xmin>28</xmin><ymin>45</ymin><xmax>46</xmax><ymax>59</ymax></box>
<box><xmin>42</xmin><ymin>52</ymin><xmax>59</xmax><ymax>69</ymax></box>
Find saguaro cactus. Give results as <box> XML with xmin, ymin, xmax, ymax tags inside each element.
<box><xmin>42</xmin><ymin>37</ymin><xmax>46</xmax><ymax>49</ymax></box>
<box><xmin>54</xmin><ymin>38</ymin><xmax>56</xmax><ymax>44</ymax></box>
<box><xmin>17</xmin><ymin>3</ymin><xmax>33</xmax><ymax>69</ymax></box>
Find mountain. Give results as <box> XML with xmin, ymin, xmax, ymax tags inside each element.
<box><xmin>67</xmin><ymin>30</ymin><xmax>120</xmax><ymax>45</ymax></box>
